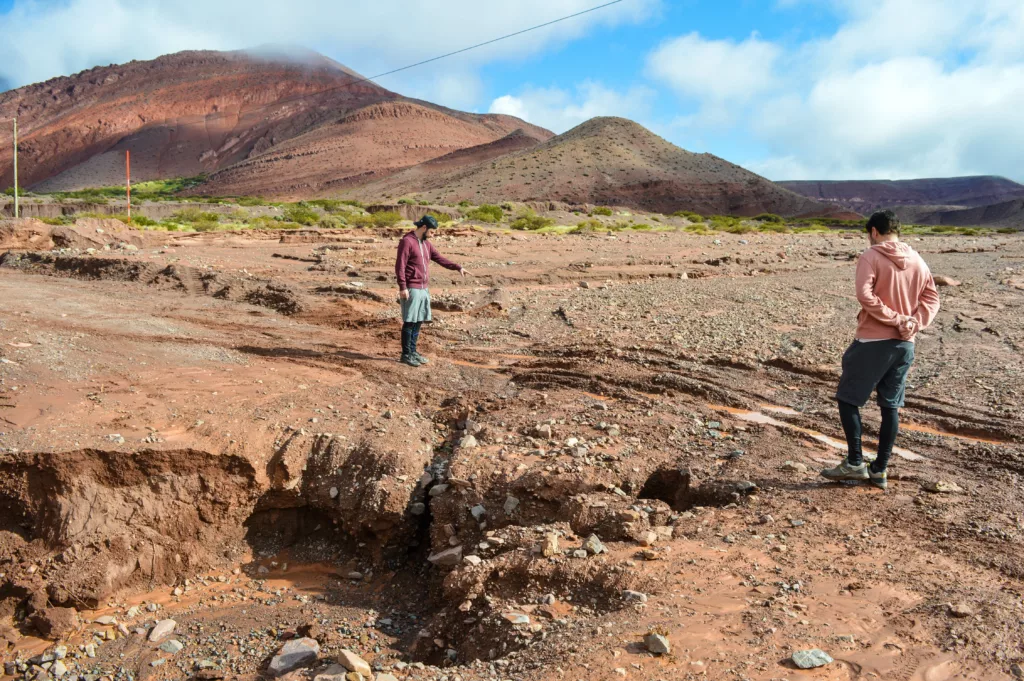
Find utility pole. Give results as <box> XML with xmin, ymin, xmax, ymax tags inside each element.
<box><xmin>12</xmin><ymin>118</ymin><xmax>18</xmax><ymax>219</ymax></box>
<box><xmin>126</xmin><ymin>150</ymin><xmax>131</xmax><ymax>224</ymax></box>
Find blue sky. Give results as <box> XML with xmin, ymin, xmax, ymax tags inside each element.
<box><xmin>1</xmin><ymin>0</ymin><xmax>1022</xmax><ymax>182</ymax></box>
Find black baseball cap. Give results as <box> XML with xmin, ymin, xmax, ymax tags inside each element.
<box><xmin>414</xmin><ymin>215</ymin><xmax>439</xmax><ymax>230</ymax></box>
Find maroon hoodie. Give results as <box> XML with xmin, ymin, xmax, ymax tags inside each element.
<box><xmin>395</xmin><ymin>231</ymin><xmax>461</xmax><ymax>290</ymax></box>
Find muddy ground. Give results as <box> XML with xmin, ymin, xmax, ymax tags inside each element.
<box><xmin>0</xmin><ymin>220</ymin><xmax>1022</xmax><ymax>681</ymax></box>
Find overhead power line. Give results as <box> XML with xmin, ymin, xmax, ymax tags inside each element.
<box><xmin>314</xmin><ymin>0</ymin><xmax>626</xmax><ymax>95</ymax></box>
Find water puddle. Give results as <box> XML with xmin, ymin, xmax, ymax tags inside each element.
<box><xmin>710</xmin><ymin>405</ymin><xmax>924</xmax><ymax>462</ymax></box>
<box><xmin>901</xmin><ymin>421</ymin><xmax>1009</xmax><ymax>445</ymax></box>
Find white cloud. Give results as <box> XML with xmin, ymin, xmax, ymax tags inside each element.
<box><xmin>646</xmin><ymin>32</ymin><xmax>782</xmax><ymax>103</ymax></box>
<box><xmin>0</xmin><ymin>0</ymin><xmax>661</xmax><ymax>90</ymax></box>
<box><xmin>488</xmin><ymin>81</ymin><xmax>656</xmax><ymax>133</ymax></box>
<box><xmin>651</xmin><ymin>1</ymin><xmax>1024</xmax><ymax>181</ymax></box>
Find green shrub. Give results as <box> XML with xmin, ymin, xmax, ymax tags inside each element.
<box><xmin>754</xmin><ymin>213</ymin><xmax>785</xmax><ymax>224</ymax></box>
<box><xmin>418</xmin><ymin>200</ymin><xmax>429</xmax><ymax>206</ymax></box>
<box><xmin>306</xmin><ymin>199</ymin><xmax>346</xmax><ymax>213</ymax></box>
<box><xmin>371</xmin><ymin>211</ymin><xmax>403</xmax><ymax>228</ymax></box>
<box><xmin>672</xmin><ymin>210</ymin><xmax>704</xmax><ymax>222</ymax></box>
<box><xmin>40</xmin><ymin>216</ymin><xmax>74</xmax><ymax>225</ymax></box>
<box><xmin>458</xmin><ymin>200</ymin><xmax>471</xmax><ymax>208</ymax></box>
<box><xmin>592</xmin><ymin>206</ymin><xmax>613</xmax><ymax>216</ymax></box>
<box><xmin>347</xmin><ymin>214</ymin><xmax>374</xmax><ymax>228</ymax></box>
<box><xmin>758</xmin><ymin>222</ymin><xmax>790</xmax><ymax>233</ymax></box>
<box><xmin>171</xmin><ymin>207</ymin><xmax>220</xmax><ymax>223</ymax></box>
<box><xmin>996</xmin><ymin>227</ymin><xmax>1017</xmax><ymax>234</ymax></box>
<box><xmin>511</xmin><ymin>210</ymin><xmax>555</xmax><ymax>231</ymax></box>
<box><xmin>283</xmin><ymin>203</ymin><xmax>321</xmax><ymax>226</ymax></box>
<box><xmin>427</xmin><ymin>212</ymin><xmax>454</xmax><ymax>225</ymax></box>
<box><xmin>131</xmin><ymin>215</ymin><xmax>159</xmax><ymax>226</ymax></box>
<box><xmin>236</xmin><ymin>196</ymin><xmax>268</xmax><ymax>207</ymax></box>
<box><xmin>570</xmin><ymin>219</ymin><xmax>604</xmax><ymax>233</ymax></box>
<box><xmin>397</xmin><ymin>198</ymin><xmax>414</xmax><ymax>205</ymax></box>
<box><xmin>467</xmin><ymin>204</ymin><xmax>504</xmax><ymax>223</ymax></box>
<box><xmin>631</xmin><ymin>223</ymin><xmax>652</xmax><ymax>231</ymax></box>
<box><xmin>192</xmin><ymin>219</ymin><xmax>222</xmax><ymax>232</ymax></box>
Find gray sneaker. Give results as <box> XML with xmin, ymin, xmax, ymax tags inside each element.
<box><xmin>820</xmin><ymin>461</ymin><xmax>869</xmax><ymax>481</ymax></box>
<box><xmin>868</xmin><ymin>470</ymin><xmax>888</xmax><ymax>490</ymax></box>
<box><xmin>412</xmin><ymin>352</ymin><xmax>429</xmax><ymax>365</ymax></box>
<box><xmin>400</xmin><ymin>354</ymin><xmax>422</xmax><ymax>367</ymax></box>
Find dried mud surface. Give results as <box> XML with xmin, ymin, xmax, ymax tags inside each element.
<box><xmin>1</xmin><ymin>223</ymin><xmax>1023</xmax><ymax>681</ymax></box>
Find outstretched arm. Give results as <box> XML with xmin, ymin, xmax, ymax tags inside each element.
<box><xmin>428</xmin><ymin>240</ymin><xmax>462</xmax><ymax>272</ymax></box>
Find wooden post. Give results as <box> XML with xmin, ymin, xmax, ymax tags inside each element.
<box><xmin>12</xmin><ymin>118</ymin><xmax>18</xmax><ymax>219</ymax></box>
<box><xmin>126</xmin><ymin>150</ymin><xmax>131</xmax><ymax>224</ymax></box>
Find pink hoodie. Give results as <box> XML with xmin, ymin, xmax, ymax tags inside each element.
<box><xmin>855</xmin><ymin>241</ymin><xmax>941</xmax><ymax>341</ymax></box>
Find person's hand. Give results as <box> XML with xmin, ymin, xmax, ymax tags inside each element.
<box><xmin>897</xmin><ymin>315</ymin><xmax>919</xmax><ymax>340</ymax></box>
<box><xmin>399</xmin><ymin>289</ymin><xmax>410</xmax><ymax>301</ymax></box>
<box><xmin>459</xmin><ymin>268</ymin><xmax>470</xmax><ymax>278</ymax></box>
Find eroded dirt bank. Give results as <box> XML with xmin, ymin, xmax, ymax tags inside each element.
<box><xmin>0</xmin><ymin>223</ymin><xmax>1022</xmax><ymax>681</ymax></box>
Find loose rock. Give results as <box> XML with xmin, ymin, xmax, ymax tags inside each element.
<box><xmin>268</xmin><ymin>637</ymin><xmax>320</xmax><ymax>676</ymax></box>
<box><xmin>791</xmin><ymin>649</ymin><xmax>833</xmax><ymax>669</ymax></box>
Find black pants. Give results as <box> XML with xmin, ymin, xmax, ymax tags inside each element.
<box><xmin>838</xmin><ymin>400</ymin><xmax>899</xmax><ymax>473</ymax></box>
<box><xmin>401</xmin><ymin>322</ymin><xmax>422</xmax><ymax>356</ymax></box>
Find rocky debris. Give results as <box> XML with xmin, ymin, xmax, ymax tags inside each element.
<box><xmin>428</xmin><ymin>545</ymin><xmax>463</xmax><ymax>566</ymax></box>
<box><xmin>781</xmin><ymin>460</ymin><xmax>808</xmax><ymax>473</ymax></box>
<box><xmin>923</xmin><ymin>480</ymin><xmax>964</xmax><ymax>494</ymax></box>
<box><xmin>503</xmin><ymin>496</ymin><xmax>520</xmax><ymax>514</ymax></box>
<box><xmin>1010</xmin><ymin>662</ymin><xmax>1023</xmax><ymax>679</ymax></box>
<box><xmin>623</xmin><ymin>590</ymin><xmax>648</xmax><ymax>603</ymax></box>
<box><xmin>644</xmin><ymin>632</ymin><xmax>671</xmax><ymax>655</ymax></box>
<box><xmin>159</xmin><ymin>639</ymin><xmax>184</xmax><ymax>654</ymax></box>
<box><xmin>791</xmin><ymin>649</ymin><xmax>833</xmax><ymax>669</ymax></box>
<box><xmin>949</xmin><ymin>602</ymin><xmax>974</xmax><ymax>618</ymax></box>
<box><xmin>32</xmin><ymin>607</ymin><xmax>79</xmax><ymax>639</ymax></box>
<box><xmin>269</xmin><ymin>637</ymin><xmax>320</xmax><ymax>676</ymax></box>
<box><xmin>337</xmin><ymin>649</ymin><xmax>372</xmax><ymax>677</ymax></box>
<box><xmin>148</xmin><ymin>618</ymin><xmax>176</xmax><ymax>642</ymax></box>
<box><xmin>934</xmin><ymin>275</ymin><xmax>962</xmax><ymax>287</ymax></box>
<box><xmin>541</xmin><ymin>533</ymin><xmax>560</xmax><ymax>557</ymax></box>
<box><xmin>582</xmin><ymin>534</ymin><xmax>607</xmax><ymax>555</ymax></box>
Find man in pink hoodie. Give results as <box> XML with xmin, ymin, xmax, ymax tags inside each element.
<box><xmin>821</xmin><ymin>210</ymin><xmax>941</xmax><ymax>490</ymax></box>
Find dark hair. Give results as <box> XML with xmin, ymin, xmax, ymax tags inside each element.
<box><xmin>866</xmin><ymin>210</ymin><xmax>900</xmax><ymax>235</ymax></box>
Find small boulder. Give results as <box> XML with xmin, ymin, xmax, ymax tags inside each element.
<box><xmin>541</xmin><ymin>533</ymin><xmax>560</xmax><ymax>557</ymax></box>
<box><xmin>336</xmin><ymin>650</ymin><xmax>371</xmax><ymax>677</ymax></box>
<box><xmin>933</xmin><ymin>275</ymin><xmax>961</xmax><ymax>287</ymax></box>
<box><xmin>644</xmin><ymin>633</ymin><xmax>671</xmax><ymax>655</ymax></box>
<box><xmin>268</xmin><ymin>637</ymin><xmax>320</xmax><ymax>676</ymax></box>
<box><xmin>428</xmin><ymin>546</ymin><xmax>463</xmax><ymax>567</ymax></box>
<box><xmin>623</xmin><ymin>590</ymin><xmax>648</xmax><ymax>604</ymax></box>
<box><xmin>949</xmin><ymin>602</ymin><xmax>973</xmax><ymax>618</ymax></box>
<box><xmin>32</xmin><ymin>608</ymin><xmax>79</xmax><ymax>640</ymax></box>
<box><xmin>148</xmin><ymin>619</ymin><xmax>176</xmax><ymax>642</ymax></box>
<box><xmin>791</xmin><ymin>649</ymin><xmax>833</xmax><ymax>669</ymax></box>
<box><xmin>923</xmin><ymin>480</ymin><xmax>963</xmax><ymax>494</ymax></box>
<box><xmin>582</xmin><ymin>534</ymin><xmax>606</xmax><ymax>555</ymax></box>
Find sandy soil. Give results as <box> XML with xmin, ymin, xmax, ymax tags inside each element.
<box><xmin>1</xmin><ymin>223</ymin><xmax>1022</xmax><ymax>681</ymax></box>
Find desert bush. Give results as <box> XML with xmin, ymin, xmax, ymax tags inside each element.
<box><xmin>427</xmin><ymin>212</ymin><xmax>454</xmax><ymax>225</ymax></box>
<box><xmin>592</xmin><ymin>206</ymin><xmax>613</xmax><ymax>216</ymax></box>
<box><xmin>371</xmin><ymin>210</ymin><xmax>403</xmax><ymax>228</ymax></box>
<box><xmin>758</xmin><ymin>222</ymin><xmax>790</xmax><ymax>233</ymax></box>
<box><xmin>347</xmin><ymin>214</ymin><xmax>374</xmax><ymax>228</ymax></box>
<box><xmin>511</xmin><ymin>209</ymin><xmax>555</xmax><ymax>231</ymax></box>
<box><xmin>283</xmin><ymin>203</ymin><xmax>321</xmax><ymax>226</ymax></box>
<box><xmin>306</xmin><ymin>199</ymin><xmax>347</xmax><ymax>213</ymax></box>
<box><xmin>631</xmin><ymin>223</ymin><xmax>652</xmax><ymax>231</ymax></box>
<box><xmin>418</xmin><ymin>200</ymin><xmax>429</xmax><ymax>206</ymax></box>
<box><xmin>171</xmin><ymin>207</ymin><xmax>220</xmax><ymax>223</ymax></box>
<box><xmin>754</xmin><ymin>213</ymin><xmax>785</xmax><ymax>223</ymax></box>
<box><xmin>40</xmin><ymin>216</ymin><xmax>74</xmax><ymax>225</ymax></box>
<box><xmin>236</xmin><ymin>196</ymin><xmax>268</xmax><ymax>207</ymax></box>
<box><xmin>192</xmin><ymin>219</ymin><xmax>223</xmax><ymax>232</ymax></box>
<box><xmin>458</xmin><ymin>200</ymin><xmax>471</xmax><ymax>207</ymax></box>
<box><xmin>672</xmin><ymin>210</ymin><xmax>704</xmax><ymax>222</ymax></box>
<box><xmin>467</xmin><ymin>204</ymin><xmax>504</xmax><ymax>223</ymax></box>
<box><xmin>570</xmin><ymin>219</ymin><xmax>604</xmax><ymax>233</ymax></box>
<box><xmin>996</xmin><ymin>227</ymin><xmax>1017</xmax><ymax>234</ymax></box>
<box><xmin>397</xmin><ymin>198</ymin><xmax>414</xmax><ymax>205</ymax></box>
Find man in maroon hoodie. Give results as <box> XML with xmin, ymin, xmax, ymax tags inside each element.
<box><xmin>394</xmin><ymin>215</ymin><xmax>468</xmax><ymax>367</ymax></box>
<box><xmin>821</xmin><ymin>210</ymin><xmax>941</xmax><ymax>490</ymax></box>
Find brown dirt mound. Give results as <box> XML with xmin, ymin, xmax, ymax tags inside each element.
<box><xmin>195</xmin><ymin>101</ymin><xmax>552</xmax><ymax>199</ymax></box>
<box><xmin>0</xmin><ymin>218</ymin><xmax>146</xmax><ymax>251</ymax></box>
<box><xmin>348</xmin><ymin>117</ymin><xmax>830</xmax><ymax>217</ymax></box>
